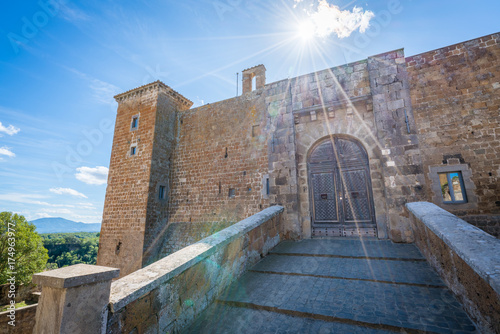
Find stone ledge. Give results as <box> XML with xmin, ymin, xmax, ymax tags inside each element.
<box><xmin>109</xmin><ymin>205</ymin><xmax>284</xmax><ymax>312</ymax></box>
<box><xmin>32</xmin><ymin>264</ymin><xmax>120</xmax><ymax>289</ymax></box>
<box><xmin>406</xmin><ymin>202</ymin><xmax>500</xmax><ymax>295</ymax></box>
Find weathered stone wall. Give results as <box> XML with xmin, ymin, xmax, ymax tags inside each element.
<box><xmin>406</xmin><ymin>202</ymin><xmax>500</xmax><ymax>334</ymax></box>
<box><xmin>0</xmin><ymin>304</ymin><xmax>37</xmax><ymax>334</ymax></box>
<box><xmin>143</xmin><ymin>88</ymin><xmax>192</xmax><ymax>266</ymax></box>
<box><xmin>156</xmin><ymin>221</ymin><xmax>233</xmax><ymax>256</ymax></box>
<box><xmin>0</xmin><ymin>283</ymin><xmax>38</xmax><ymax>305</ymax></box>
<box><xmin>265</xmin><ymin>52</ymin><xmax>426</xmax><ymax>242</ymax></box>
<box><xmin>168</xmin><ymin>91</ymin><xmax>269</xmax><ymax>225</ymax></box>
<box><xmin>287</xmin><ymin>61</ymin><xmax>387</xmax><ymax>238</ymax></box>
<box><xmin>368</xmin><ymin>50</ymin><xmax>427</xmax><ymax>242</ymax></box>
<box><xmin>408</xmin><ymin>33</ymin><xmax>500</xmax><ymax>231</ymax></box>
<box><xmin>98</xmin><ymin>33</ymin><xmax>500</xmax><ymax>279</ymax></box>
<box><xmin>97</xmin><ymin>82</ymin><xmax>192</xmax><ymax>277</ymax></box>
<box><xmin>106</xmin><ymin>206</ymin><xmax>283</xmax><ymax>334</ymax></box>
<box><xmin>463</xmin><ymin>215</ymin><xmax>500</xmax><ymax>238</ymax></box>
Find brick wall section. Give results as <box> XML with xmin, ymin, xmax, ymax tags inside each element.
<box><xmin>408</xmin><ymin>33</ymin><xmax>500</xmax><ymax>230</ymax></box>
<box><xmin>463</xmin><ymin>215</ymin><xmax>500</xmax><ymax>238</ymax></box>
<box><xmin>168</xmin><ymin>92</ymin><xmax>269</xmax><ymax>225</ymax></box>
<box><xmin>97</xmin><ymin>82</ymin><xmax>192</xmax><ymax>277</ymax></box>
<box><xmin>157</xmin><ymin>221</ymin><xmax>233</xmax><ymax>256</ymax></box>
<box><xmin>143</xmin><ymin>91</ymin><xmax>191</xmax><ymax>265</ymax></box>
<box><xmin>368</xmin><ymin>50</ymin><xmax>427</xmax><ymax>242</ymax></box>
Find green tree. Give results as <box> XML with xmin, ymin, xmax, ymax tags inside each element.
<box><xmin>0</xmin><ymin>212</ymin><xmax>48</xmax><ymax>285</ymax></box>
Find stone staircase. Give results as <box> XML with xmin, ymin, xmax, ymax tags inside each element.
<box><xmin>185</xmin><ymin>239</ymin><xmax>477</xmax><ymax>333</ymax></box>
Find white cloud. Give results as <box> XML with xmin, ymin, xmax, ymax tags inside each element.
<box><xmin>0</xmin><ymin>122</ymin><xmax>20</xmax><ymax>136</ymax></box>
<box><xmin>75</xmin><ymin>166</ymin><xmax>108</xmax><ymax>185</ymax></box>
<box><xmin>304</xmin><ymin>1</ymin><xmax>375</xmax><ymax>38</ymax></box>
<box><xmin>64</xmin><ymin>67</ymin><xmax>120</xmax><ymax>105</ymax></box>
<box><xmin>0</xmin><ymin>146</ymin><xmax>15</xmax><ymax>158</ymax></box>
<box><xmin>0</xmin><ymin>193</ymin><xmax>75</xmax><ymax>207</ymax></box>
<box><xmin>50</xmin><ymin>187</ymin><xmax>88</xmax><ymax>198</ymax></box>
<box><xmin>57</xmin><ymin>1</ymin><xmax>90</xmax><ymax>22</ymax></box>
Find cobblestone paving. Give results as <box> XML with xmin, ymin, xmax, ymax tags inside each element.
<box><xmin>184</xmin><ymin>239</ymin><xmax>477</xmax><ymax>333</ymax></box>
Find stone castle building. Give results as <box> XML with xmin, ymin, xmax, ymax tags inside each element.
<box><xmin>97</xmin><ymin>33</ymin><xmax>500</xmax><ymax>278</ymax></box>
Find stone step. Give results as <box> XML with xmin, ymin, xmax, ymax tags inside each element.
<box><xmin>185</xmin><ymin>240</ymin><xmax>477</xmax><ymax>334</ymax></box>
<box><xmin>251</xmin><ymin>253</ymin><xmax>445</xmax><ymax>287</ymax></box>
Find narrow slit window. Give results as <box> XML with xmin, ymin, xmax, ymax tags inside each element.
<box><xmin>131</xmin><ymin>115</ymin><xmax>139</xmax><ymax>130</ymax></box>
<box><xmin>438</xmin><ymin>172</ymin><xmax>467</xmax><ymax>203</ymax></box>
<box><xmin>159</xmin><ymin>185</ymin><xmax>166</xmax><ymax>200</ymax></box>
<box><xmin>266</xmin><ymin>177</ymin><xmax>270</xmax><ymax>195</ymax></box>
<box><xmin>130</xmin><ymin>146</ymin><xmax>137</xmax><ymax>156</ymax></box>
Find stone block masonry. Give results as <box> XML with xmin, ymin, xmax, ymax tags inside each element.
<box><xmin>368</xmin><ymin>49</ymin><xmax>427</xmax><ymax>242</ymax></box>
<box><xmin>408</xmin><ymin>33</ymin><xmax>500</xmax><ymax>233</ymax></box>
<box><xmin>97</xmin><ymin>32</ymin><xmax>500</xmax><ymax>280</ymax></box>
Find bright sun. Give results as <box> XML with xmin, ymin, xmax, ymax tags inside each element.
<box><xmin>297</xmin><ymin>20</ymin><xmax>316</xmax><ymax>41</ymax></box>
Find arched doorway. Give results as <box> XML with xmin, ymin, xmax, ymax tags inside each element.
<box><xmin>308</xmin><ymin>136</ymin><xmax>377</xmax><ymax>237</ymax></box>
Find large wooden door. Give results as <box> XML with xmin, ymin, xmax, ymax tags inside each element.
<box><xmin>309</xmin><ymin>137</ymin><xmax>376</xmax><ymax>237</ymax></box>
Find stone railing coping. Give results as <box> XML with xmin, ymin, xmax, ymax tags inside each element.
<box><xmin>0</xmin><ymin>303</ymin><xmax>38</xmax><ymax>315</ymax></box>
<box><xmin>406</xmin><ymin>202</ymin><xmax>500</xmax><ymax>295</ymax></box>
<box><xmin>109</xmin><ymin>206</ymin><xmax>284</xmax><ymax>312</ymax></box>
<box><xmin>32</xmin><ymin>264</ymin><xmax>120</xmax><ymax>289</ymax></box>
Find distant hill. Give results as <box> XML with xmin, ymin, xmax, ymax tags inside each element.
<box><xmin>30</xmin><ymin>217</ymin><xmax>101</xmax><ymax>234</ymax></box>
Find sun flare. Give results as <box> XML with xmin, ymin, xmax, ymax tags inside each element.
<box><xmin>297</xmin><ymin>20</ymin><xmax>316</xmax><ymax>41</ymax></box>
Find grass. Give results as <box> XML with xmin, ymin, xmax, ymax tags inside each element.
<box><xmin>0</xmin><ymin>301</ymin><xmax>33</xmax><ymax>312</ymax></box>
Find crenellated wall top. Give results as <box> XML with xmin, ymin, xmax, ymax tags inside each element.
<box><xmin>114</xmin><ymin>80</ymin><xmax>193</xmax><ymax>109</ymax></box>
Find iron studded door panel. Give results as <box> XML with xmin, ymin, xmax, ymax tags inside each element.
<box><xmin>341</xmin><ymin>168</ymin><xmax>372</xmax><ymax>223</ymax></box>
<box><xmin>312</xmin><ymin>172</ymin><xmax>339</xmax><ymax>223</ymax></box>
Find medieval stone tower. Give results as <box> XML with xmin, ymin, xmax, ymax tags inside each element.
<box><xmin>98</xmin><ymin>33</ymin><xmax>500</xmax><ymax>278</ymax></box>
<box><xmin>97</xmin><ymin>82</ymin><xmax>192</xmax><ymax>276</ymax></box>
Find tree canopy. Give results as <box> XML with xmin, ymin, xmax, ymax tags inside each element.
<box><xmin>0</xmin><ymin>212</ymin><xmax>48</xmax><ymax>285</ymax></box>
<box><xmin>42</xmin><ymin>232</ymin><xmax>99</xmax><ymax>268</ymax></box>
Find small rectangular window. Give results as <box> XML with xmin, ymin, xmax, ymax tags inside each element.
<box><xmin>159</xmin><ymin>185</ymin><xmax>166</xmax><ymax>200</ymax></box>
<box><xmin>228</xmin><ymin>188</ymin><xmax>235</xmax><ymax>198</ymax></box>
<box><xmin>131</xmin><ymin>115</ymin><xmax>139</xmax><ymax>130</ymax></box>
<box><xmin>438</xmin><ymin>172</ymin><xmax>467</xmax><ymax>203</ymax></box>
<box><xmin>130</xmin><ymin>146</ymin><xmax>136</xmax><ymax>156</ymax></box>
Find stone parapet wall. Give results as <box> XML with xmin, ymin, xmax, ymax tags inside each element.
<box><xmin>0</xmin><ymin>304</ymin><xmax>37</xmax><ymax>334</ymax></box>
<box><xmin>406</xmin><ymin>202</ymin><xmax>500</xmax><ymax>333</ymax></box>
<box><xmin>106</xmin><ymin>206</ymin><xmax>283</xmax><ymax>334</ymax></box>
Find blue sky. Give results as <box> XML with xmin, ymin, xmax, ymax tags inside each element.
<box><xmin>0</xmin><ymin>0</ymin><xmax>498</xmax><ymax>224</ymax></box>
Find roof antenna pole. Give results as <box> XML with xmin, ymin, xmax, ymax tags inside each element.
<box><xmin>236</xmin><ymin>72</ymin><xmax>239</xmax><ymax>96</ymax></box>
